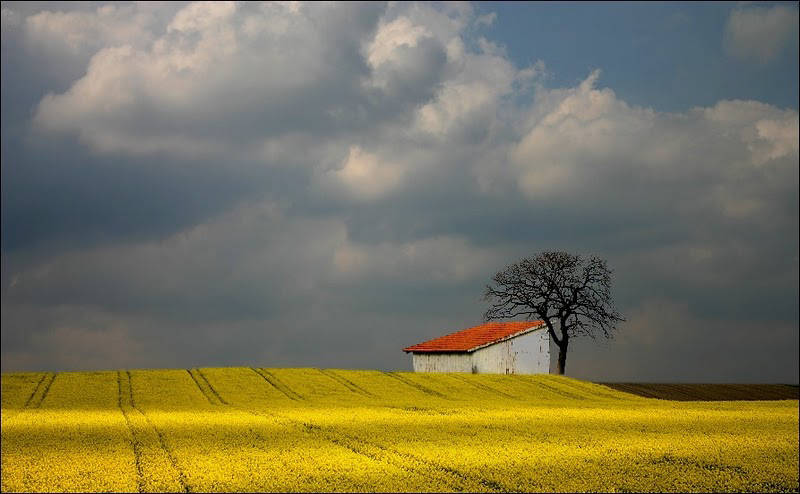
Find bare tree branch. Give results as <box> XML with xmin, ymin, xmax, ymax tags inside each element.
<box><xmin>483</xmin><ymin>251</ymin><xmax>625</xmax><ymax>374</ymax></box>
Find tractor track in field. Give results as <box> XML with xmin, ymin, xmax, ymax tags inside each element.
<box><xmin>447</xmin><ymin>374</ymin><xmax>519</xmax><ymax>400</ymax></box>
<box><xmin>541</xmin><ymin>376</ymin><xmax>623</xmax><ymax>400</ymax></box>
<box><xmin>516</xmin><ymin>377</ymin><xmax>586</xmax><ymax>400</ymax></box>
<box><xmin>239</xmin><ymin>407</ymin><xmax>467</xmax><ymax>492</ymax></box>
<box><xmin>381</xmin><ymin>371</ymin><xmax>451</xmax><ymax>399</ymax></box>
<box><xmin>26</xmin><ymin>373</ymin><xmax>57</xmax><ymax>408</ymax></box>
<box><xmin>194</xmin><ymin>369</ymin><xmax>228</xmax><ymax>405</ymax></box>
<box><xmin>531</xmin><ymin>377</ymin><xmax>601</xmax><ymax>400</ymax></box>
<box><xmin>552</xmin><ymin>378</ymin><xmax>628</xmax><ymax>400</ymax></box>
<box><xmin>317</xmin><ymin>369</ymin><xmax>375</xmax><ymax>397</ymax></box>
<box><xmin>203</xmin><ymin>371</ymin><xmax>512</xmax><ymax>492</ymax></box>
<box><xmin>123</xmin><ymin>371</ymin><xmax>191</xmax><ymax>493</ymax></box>
<box><xmin>249</xmin><ymin>367</ymin><xmax>304</xmax><ymax>401</ymax></box>
<box><xmin>1</xmin><ymin>373</ymin><xmax>52</xmax><ymax>422</ymax></box>
<box><xmin>117</xmin><ymin>371</ymin><xmax>145</xmax><ymax>493</ymax></box>
<box><xmin>249</xmin><ymin>406</ymin><xmax>511</xmax><ymax>492</ymax></box>
<box><xmin>22</xmin><ymin>373</ymin><xmax>48</xmax><ymax>409</ymax></box>
<box><xmin>187</xmin><ymin>369</ymin><xmax>227</xmax><ymax>405</ymax></box>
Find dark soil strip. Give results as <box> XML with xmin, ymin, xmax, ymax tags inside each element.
<box><xmin>318</xmin><ymin>369</ymin><xmax>374</xmax><ymax>397</ymax></box>
<box><xmin>32</xmin><ymin>373</ymin><xmax>57</xmax><ymax>408</ymax></box>
<box><xmin>117</xmin><ymin>371</ymin><xmax>145</xmax><ymax>493</ymax></box>
<box><xmin>23</xmin><ymin>373</ymin><xmax>48</xmax><ymax>408</ymax></box>
<box><xmin>194</xmin><ymin>369</ymin><xmax>228</xmax><ymax>405</ymax></box>
<box><xmin>381</xmin><ymin>372</ymin><xmax>449</xmax><ymax>399</ymax></box>
<box><xmin>447</xmin><ymin>374</ymin><xmax>518</xmax><ymax>399</ymax></box>
<box><xmin>127</xmin><ymin>371</ymin><xmax>190</xmax><ymax>493</ymax></box>
<box><xmin>186</xmin><ymin>369</ymin><xmax>217</xmax><ymax>405</ymax></box>
<box><xmin>250</xmin><ymin>368</ymin><xmax>304</xmax><ymax>401</ymax></box>
<box><xmin>599</xmin><ymin>383</ymin><xmax>799</xmax><ymax>401</ymax></box>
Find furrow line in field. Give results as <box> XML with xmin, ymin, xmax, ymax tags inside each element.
<box><xmin>325</xmin><ymin>427</ymin><xmax>511</xmax><ymax>493</ymax></box>
<box><xmin>127</xmin><ymin>371</ymin><xmax>191</xmax><ymax>493</ymax></box>
<box><xmin>117</xmin><ymin>371</ymin><xmax>145</xmax><ymax>493</ymax></box>
<box><xmin>186</xmin><ymin>369</ymin><xmax>218</xmax><ymax>405</ymax></box>
<box><xmin>195</xmin><ymin>369</ymin><xmax>228</xmax><ymax>404</ymax></box>
<box><xmin>220</xmin><ymin>375</ymin><xmax>509</xmax><ymax>494</ymax></box>
<box><xmin>31</xmin><ymin>373</ymin><xmax>57</xmax><ymax>408</ymax></box>
<box><xmin>381</xmin><ymin>371</ymin><xmax>450</xmax><ymax>399</ymax></box>
<box><xmin>188</xmin><ymin>379</ymin><xmax>414</xmax><ymax>488</ymax></box>
<box><xmin>197</xmin><ymin>378</ymin><xmax>466</xmax><ymax>492</ymax></box>
<box><xmin>447</xmin><ymin>374</ymin><xmax>518</xmax><ymax>399</ymax></box>
<box><xmin>318</xmin><ymin>369</ymin><xmax>374</xmax><ymax>397</ymax></box>
<box><xmin>250</xmin><ymin>368</ymin><xmax>304</xmax><ymax>401</ymax></box>
<box><xmin>315</xmin><ymin>427</ymin><xmax>473</xmax><ymax>492</ymax></box>
<box><xmin>22</xmin><ymin>373</ymin><xmax>48</xmax><ymax>409</ymax></box>
<box><xmin>517</xmin><ymin>378</ymin><xmax>585</xmax><ymax>400</ymax></box>
<box><xmin>534</xmin><ymin>377</ymin><xmax>599</xmax><ymax>400</ymax></box>
<box><xmin>125</xmin><ymin>370</ymin><xmax>137</xmax><ymax>408</ymax></box>
<box><xmin>238</xmin><ymin>406</ymin><xmax>472</xmax><ymax>492</ymax></box>
<box><xmin>311</xmin><ymin>418</ymin><xmax>511</xmax><ymax>492</ymax></box>
<box><xmin>549</xmin><ymin>377</ymin><xmax>627</xmax><ymax>401</ymax></box>
<box><xmin>599</xmin><ymin>383</ymin><xmax>666</xmax><ymax>400</ymax></box>
<box><xmin>320</xmin><ymin>434</ymin><xmax>451</xmax><ymax>488</ymax></box>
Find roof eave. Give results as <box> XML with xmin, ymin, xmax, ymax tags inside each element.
<box><xmin>402</xmin><ymin>349</ymin><xmax>471</xmax><ymax>354</ymax></box>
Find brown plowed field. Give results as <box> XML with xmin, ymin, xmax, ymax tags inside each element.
<box><xmin>598</xmin><ymin>383</ymin><xmax>799</xmax><ymax>401</ymax></box>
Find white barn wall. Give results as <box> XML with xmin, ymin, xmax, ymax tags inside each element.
<box><xmin>412</xmin><ymin>352</ymin><xmax>472</xmax><ymax>372</ymax></box>
<box><xmin>472</xmin><ymin>328</ymin><xmax>550</xmax><ymax>374</ymax></box>
<box><xmin>410</xmin><ymin>327</ymin><xmax>551</xmax><ymax>375</ymax></box>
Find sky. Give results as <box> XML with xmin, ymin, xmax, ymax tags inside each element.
<box><xmin>1</xmin><ymin>1</ymin><xmax>798</xmax><ymax>382</ymax></box>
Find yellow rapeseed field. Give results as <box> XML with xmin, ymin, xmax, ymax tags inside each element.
<box><xmin>1</xmin><ymin>368</ymin><xmax>797</xmax><ymax>492</ymax></box>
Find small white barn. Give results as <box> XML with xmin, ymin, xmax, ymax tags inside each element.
<box><xmin>403</xmin><ymin>321</ymin><xmax>550</xmax><ymax>374</ymax></box>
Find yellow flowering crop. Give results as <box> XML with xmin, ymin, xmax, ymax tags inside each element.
<box><xmin>2</xmin><ymin>368</ymin><xmax>797</xmax><ymax>492</ymax></box>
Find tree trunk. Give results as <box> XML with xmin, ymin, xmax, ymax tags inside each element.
<box><xmin>556</xmin><ymin>343</ymin><xmax>568</xmax><ymax>375</ymax></box>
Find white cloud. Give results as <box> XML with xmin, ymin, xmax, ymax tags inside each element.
<box><xmin>326</xmin><ymin>146</ymin><xmax>406</xmax><ymax>201</ymax></box>
<box><xmin>724</xmin><ymin>4</ymin><xmax>799</xmax><ymax>63</ymax></box>
<box><xmin>508</xmin><ymin>72</ymin><xmax>798</xmax><ymax>226</ymax></box>
<box><xmin>24</xmin><ymin>3</ymin><xmax>164</xmax><ymax>56</ymax></box>
<box><xmin>28</xmin><ymin>1</ymin><xmax>526</xmax><ymax>169</ymax></box>
<box><xmin>475</xmin><ymin>12</ymin><xmax>497</xmax><ymax>27</ymax></box>
<box><xmin>413</xmin><ymin>35</ymin><xmax>520</xmax><ymax>138</ymax></box>
<box><xmin>366</xmin><ymin>16</ymin><xmax>432</xmax><ymax>68</ymax></box>
<box><xmin>31</xmin><ymin>2</ymin><xmax>378</xmax><ymax>156</ymax></box>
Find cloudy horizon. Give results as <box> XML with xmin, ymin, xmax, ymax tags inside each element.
<box><xmin>2</xmin><ymin>1</ymin><xmax>798</xmax><ymax>383</ymax></box>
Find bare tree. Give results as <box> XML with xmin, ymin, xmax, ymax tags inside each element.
<box><xmin>484</xmin><ymin>251</ymin><xmax>624</xmax><ymax>375</ymax></box>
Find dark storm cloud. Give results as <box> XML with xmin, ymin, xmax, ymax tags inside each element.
<box><xmin>1</xmin><ymin>137</ymin><xmax>289</xmax><ymax>254</ymax></box>
<box><xmin>1</xmin><ymin>2</ymin><xmax>797</xmax><ymax>382</ymax></box>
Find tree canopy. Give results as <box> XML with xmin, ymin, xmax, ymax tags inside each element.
<box><xmin>484</xmin><ymin>251</ymin><xmax>624</xmax><ymax>374</ymax></box>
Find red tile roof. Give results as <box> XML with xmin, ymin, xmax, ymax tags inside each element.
<box><xmin>403</xmin><ymin>321</ymin><xmax>545</xmax><ymax>353</ymax></box>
